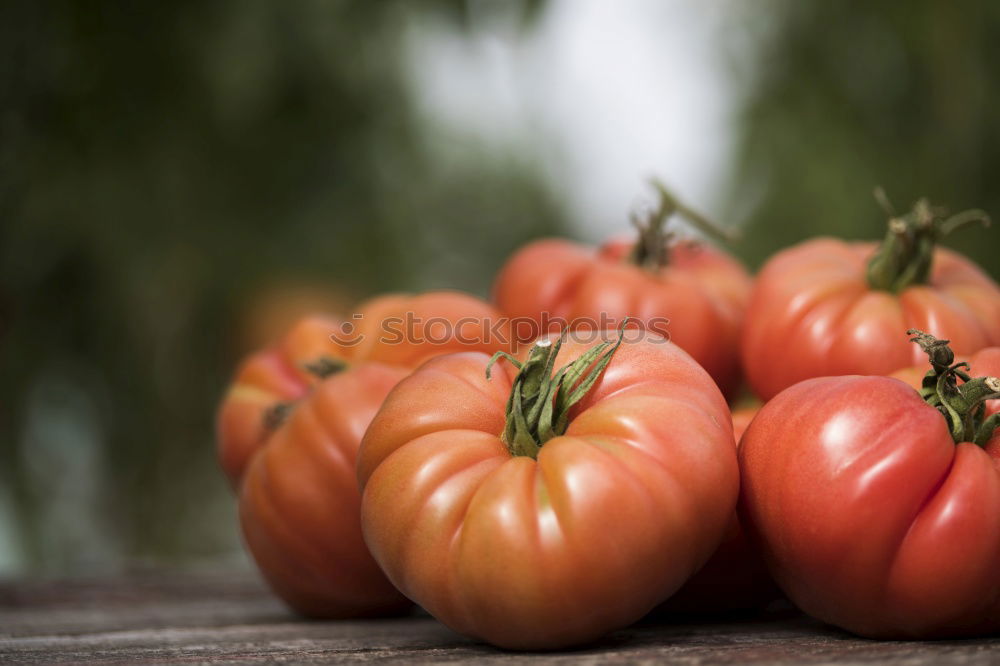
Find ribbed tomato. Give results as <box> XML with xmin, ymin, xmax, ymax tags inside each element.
<box><xmin>740</xmin><ymin>331</ymin><xmax>1000</xmax><ymax>637</ymax></box>
<box><xmin>494</xmin><ymin>182</ymin><xmax>750</xmax><ymax>397</ymax></box>
<box><xmin>357</xmin><ymin>328</ymin><xmax>738</xmax><ymax>649</ymax></box>
<box><xmin>216</xmin><ymin>291</ymin><xmax>509</xmax><ymax>617</ymax></box>
<box><xmin>742</xmin><ymin>197</ymin><xmax>1000</xmax><ymax>400</ymax></box>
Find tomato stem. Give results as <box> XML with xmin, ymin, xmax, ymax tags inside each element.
<box><xmin>627</xmin><ymin>179</ymin><xmax>737</xmax><ymax>272</ymax></box>
<box><xmin>486</xmin><ymin>321</ymin><xmax>630</xmax><ymax>458</ymax></box>
<box><xmin>976</xmin><ymin>412</ymin><xmax>1000</xmax><ymax>447</ymax></box>
<box><xmin>908</xmin><ymin>329</ymin><xmax>1000</xmax><ymax>445</ymax></box>
<box><xmin>866</xmin><ymin>191</ymin><xmax>990</xmax><ymax>293</ymax></box>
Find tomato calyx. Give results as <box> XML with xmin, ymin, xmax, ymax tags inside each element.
<box><xmin>908</xmin><ymin>329</ymin><xmax>1000</xmax><ymax>446</ymax></box>
<box><xmin>627</xmin><ymin>179</ymin><xmax>736</xmax><ymax>272</ymax></box>
<box><xmin>866</xmin><ymin>190</ymin><xmax>990</xmax><ymax>293</ymax></box>
<box><xmin>486</xmin><ymin>323</ymin><xmax>629</xmax><ymax>458</ymax></box>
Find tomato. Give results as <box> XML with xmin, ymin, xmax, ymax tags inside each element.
<box><xmin>493</xmin><ymin>182</ymin><xmax>751</xmax><ymax>398</ymax></box>
<box><xmin>739</xmin><ymin>331</ymin><xmax>1000</xmax><ymax>637</ymax></box>
<box><xmin>742</xmin><ymin>197</ymin><xmax>1000</xmax><ymax>400</ymax></box>
<box><xmin>216</xmin><ymin>290</ymin><xmax>510</xmax><ymax>617</ymax></box>
<box><xmin>356</xmin><ymin>328</ymin><xmax>739</xmax><ymax>649</ymax></box>
<box><xmin>659</xmin><ymin>404</ymin><xmax>779</xmax><ymax>614</ymax></box>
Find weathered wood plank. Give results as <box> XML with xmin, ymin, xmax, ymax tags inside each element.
<box><xmin>1</xmin><ymin>572</ymin><xmax>998</xmax><ymax>664</ymax></box>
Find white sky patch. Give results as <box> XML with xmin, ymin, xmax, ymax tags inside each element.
<box><xmin>403</xmin><ymin>0</ymin><xmax>736</xmax><ymax>241</ymax></box>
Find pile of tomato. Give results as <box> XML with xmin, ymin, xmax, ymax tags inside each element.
<box><xmin>216</xmin><ymin>183</ymin><xmax>1000</xmax><ymax>649</ymax></box>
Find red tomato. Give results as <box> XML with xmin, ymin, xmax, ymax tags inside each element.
<box><xmin>660</xmin><ymin>404</ymin><xmax>779</xmax><ymax>614</ymax></box>
<box><xmin>739</xmin><ymin>331</ymin><xmax>1000</xmax><ymax>637</ymax></box>
<box><xmin>493</xmin><ymin>183</ymin><xmax>751</xmax><ymax>398</ymax></box>
<box><xmin>742</xmin><ymin>198</ymin><xmax>1000</xmax><ymax>400</ymax></box>
<box><xmin>357</xmin><ymin>329</ymin><xmax>738</xmax><ymax>649</ymax></box>
<box><xmin>217</xmin><ymin>291</ymin><xmax>510</xmax><ymax>617</ymax></box>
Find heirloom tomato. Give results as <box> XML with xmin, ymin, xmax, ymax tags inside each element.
<box><xmin>216</xmin><ymin>290</ymin><xmax>509</xmax><ymax>617</ymax></box>
<box><xmin>740</xmin><ymin>330</ymin><xmax>1000</xmax><ymax>638</ymax></box>
<box><xmin>357</xmin><ymin>327</ymin><xmax>739</xmax><ymax>649</ymax></box>
<box><xmin>493</xmin><ymin>181</ymin><xmax>751</xmax><ymax>398</ymax></box>
<box><xmin>742</xmin><ymin>195</ymin><xmax>1000</xmax><ymax>400</ymax></box>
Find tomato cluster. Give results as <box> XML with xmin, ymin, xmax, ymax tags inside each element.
<box><xmin>216</xmin><ymin>184</ymin><xmax>1000</xmax><ymax>649</ymax></box>
<box><xmin>216</xmin><ymin>291</ymin><xmax>510</xmax><ymax>617</ymax></box>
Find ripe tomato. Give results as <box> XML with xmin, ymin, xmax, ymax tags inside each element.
<box><xmin>216</xmin><ymin>291</ymin><xmax>510</xmax><ymax>617</ymax></box>
<box><xmin>357</xmin><ymin>329</ymin><xmax>739</xmax><ymax>649</ymax></box>
<box><xmin>739</xmin><ymin>331</ymin><xmax>1000</xmax><ymax>637</ymax></box>
<box><xmin>660</xmin><ymin>404</ymin><xmax>779</xmax><ymax>614</ymax></box>
<box><xmin>493</xmin><ymin>182</ymin><xmax>751</xmax><ymax>398</ymax></box>
<box><xmin>742</xmin><ymin>197</ymin><xmax>1000</xmax><ymax>400</ymax></box>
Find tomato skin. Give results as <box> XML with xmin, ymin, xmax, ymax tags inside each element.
<box><xmin>216</xmin><ymin>291</ymin><xmax>510</xmax><ymax>617</ymax></box>
<box><xmin>239</xmin><ymin>362</ymin><xmax>409</xmax><ymax>616</ymax></box>
<box><xmin>493</xmin><ymin>237</ymin><xmax>751</xmax><ymax>398</ymax></box>
<box><xmin>218</xmin><ymin>291</ymin><xmax>511</xmax><ymax>486</ymax></box>
<box><xmin>742</xmin><ymin>239</ymin><xmax>1000</xmax><ymax>400</ymax></box>
<box><xmin>357</xmin><ymin>332</ymin><xmax>739</xmax><ymax>649</ymax></box>
<box><xmin>739</xmin><ymin>375</ymin><xmax>1000</xmax><ymax>637</ymax></box>
<box><xmin>217</xmin><ymin>315</ymin><xmax>341</xmax><ymax>487</ymax></box>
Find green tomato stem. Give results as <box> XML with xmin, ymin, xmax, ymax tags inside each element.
<box><xmin>866</xmin><ymin>192</ymin><xmax>990</xmax><ymax>293</ymax></box>
<box><xmin>908</xmin><ymin>329</ymin><xmax>1000</xmax><ymax>445</ymax></box>
<box><xmin>486</xmin><ymin>321</ymin><xmax>630</xmax><ymax>458</ymax></box>
<box><xmin>975</xmin><ymin>412</ymin><xmax>1000</xmax><ymax>447</ymax></box>
<box><xmin>627</xmin><ymin>179</ymin><xmax>737</xmax><ymax>272</ymax></box>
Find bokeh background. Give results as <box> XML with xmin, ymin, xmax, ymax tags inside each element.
<box><xmin>3</xmin><ymin>0</ymin><xmax>999</xmax><ymax>576</ymax></box>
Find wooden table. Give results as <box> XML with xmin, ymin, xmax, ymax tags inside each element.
<box><xmin>2</xmin><ymin>571</ymin><xmax>998</xmax><ymax>664</ymax></box>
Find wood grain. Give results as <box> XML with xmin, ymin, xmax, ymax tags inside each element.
<box><xmin>1</xmin><ymin>572</ymin><xmax>997</xmax><ymax>664</ymax></box>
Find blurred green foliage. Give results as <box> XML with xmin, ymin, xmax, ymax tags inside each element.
<box><xmin>0</xmin><ymin>0</ymin><xmax>563</xmax><ymax>573</ymax></box>
<box><xmin>726</xmin><ymin>0</ymin><xmax>1000</xmax><ymax>278</ymax></box>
